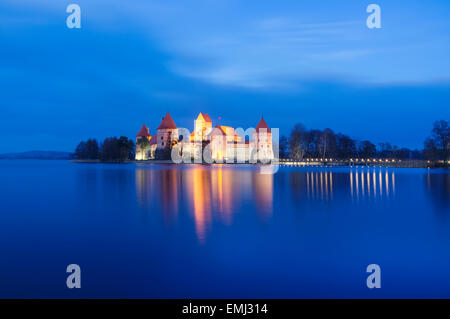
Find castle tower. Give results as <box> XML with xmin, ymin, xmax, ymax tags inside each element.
<box><xmin>194</xmin><ymin>113</ymin><xmax>213</xmax><ymax>141</ymax></box>
<box><xmin>252</xmin><ymin>116</ymin><xmax>274</xmax><ymax>162</ymax></box>
<box><xmin>187</xmin><ymin>112</ymin><xmax>213</xmax><ymax>160</ymax></box>
<box><xmin>135</xmin><ymin>124</ymin><xmax>151</xmax><ymax>160</ymax></box>
<box><xmin>156</xmin><ymin>112</ymin><xmax>178</xmax><ymax>149</ymax></box>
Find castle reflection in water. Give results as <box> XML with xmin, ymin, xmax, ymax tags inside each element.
<box><xmin>135</xmin><ymin>165</ymin><xmax>273</xmax><ymax>242</ymax></box>
<box><xmin>135</xmin><ymin>165</ymin><xmax>400</xmax><ymax>242</ymax></box>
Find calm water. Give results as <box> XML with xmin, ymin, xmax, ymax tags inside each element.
<box><xmin>0</xmin><ymin>160</ymin><xmax>449</xmax><ymax>298</ymax></box>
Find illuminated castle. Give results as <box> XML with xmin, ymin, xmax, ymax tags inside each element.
<box><xmin>135</xmin><ymin>112</ymin><xmax>274</xmax><ymax>162</ymax></box>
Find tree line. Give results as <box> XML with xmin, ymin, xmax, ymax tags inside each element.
<box><xmin>280</xmin><ymin>120</ymin><xmax>449</xmax><ymax>162</ymax></box>
<box><xmin>73</xmin><ymin>136</ymin><xmax>135</xmax><ymax>162</ymax></box>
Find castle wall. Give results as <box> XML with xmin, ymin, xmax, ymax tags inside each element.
<box><xmin>157</xmin><ymin>128</ymin><xmax>178</xmax><ymax>149</ymax></box>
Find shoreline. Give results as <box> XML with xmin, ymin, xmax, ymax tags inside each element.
<box><xmin>70</xmin><ymin>159</ymin><xmax>448</xmax><ymax>169</ymax></box>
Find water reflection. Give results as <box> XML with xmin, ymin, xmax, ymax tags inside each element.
<box><xmin>292</xmin><ymin>169</ymin><xmax>395</xmax><ymax>202</ymax></box>
<box><xmin>187</xmin><ymin>168</ymin><xmax>212</xmax><ymax>242</ymax></box>
<box><xmin>253</xmin><ymin>172</ymin><xmax>273</xmax><ymax>219</ymax></box>
<box><xmin>425</xmin><ymin>171</ymin><xmax>450</xmax><ymax>213</ymax></box>
<box><xmin>136</xmin><ymin>166</ymin><xmax>273</xmax><ymax>242</ymax></box>
<box><xmin>349</xmin><ymin>168</ymin><xmax>396</xmax><ymax>200</ymax></box>
<box><xmin>304</xmin><ymin>171</ymin><xmax>333</xmax><ymax>200</ymax></box>
<box><xmin>5</xmin><ymin>161</ymin><xmax>449</xmax><ymax>298</ymax></box>
<box><xmin>136</xmin><ymin>167</ymin><xmax>180</xmax><ymax>222</ymax></box>
<box><xmin>134</xmin><ymin>166</ymin><xmax>416</xmax><ymax>242</ymax></box>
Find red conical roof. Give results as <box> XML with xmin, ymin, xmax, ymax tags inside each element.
<box><xmin>255</xmin><ymin>116</ymin><xmax>271</xmax><ymax>133</ymax></box>
<box><xmin>157</xmin><ymin>112</ymin><xmax>177</xmax><ymax>129</ymax></box>
<box><xmin>136</xmin><ymin>124</ymin><xmax>151</xmax><ymax>137</ymax></box>
<box><xmin>199</xmin><ymin>112</ymin><xmax>212</xmax><ymax>123</ymax></box>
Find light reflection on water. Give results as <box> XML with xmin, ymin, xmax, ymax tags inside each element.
<box><xmin>136</xmin><ymin>165</ymin><xmax>274</xmax><ymax>242</ymax></box>
<box><xmin>133</xmin><ymin>164</ymin><xmax>450</xmax><ymax>246</ymax></box>
<box><xmin>349</xmin><ymin>169</ymin><xmax>396</xmax><ymax>200</ymax></box>
<box><xmin>135</xmin><ymin>165</ymin><xmax>405</xmax><ymax>242</ymax></box>
<box><xmin>307</xmin><ymin>171</ymin><xmax>334</xmax><ymax>200</ymax></box>
<box><xmin>0</xmin><ymin>160</ymin><xmax>450</xmax><ymax>297</ymax></box>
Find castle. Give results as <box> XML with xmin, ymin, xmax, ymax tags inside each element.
<box><xmin>135</xmin><ymin>112</ymin><xmax>274</xmax><ymax>163</ymax></box>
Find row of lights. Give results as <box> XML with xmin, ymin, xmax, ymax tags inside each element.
<box><xmin>349</xmin><ymin>158</ymin><xmax>401</xmax><ymax>163</ymax></box>
<box><xmin>280</xmin><ymin>158</ymin><xmax>401</xmax><ymax>163</ymax></box>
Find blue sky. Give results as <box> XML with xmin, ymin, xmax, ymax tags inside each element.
<box><xmin>0</xmin><ymin>0</ymin><xmax>449</xmax><ymax>152</ymax></box>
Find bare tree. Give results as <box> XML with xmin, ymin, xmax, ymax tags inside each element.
<box><xmin>431</xmin><ymin>120</ymin><xmax>449</xmax><ymax>160</ymax></box>
<box><xmin>289</xmin><ymin>124</ymin><xmax>307</xmax><ymax>160</ymax></box>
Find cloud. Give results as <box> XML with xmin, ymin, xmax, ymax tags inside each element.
<box><xmin>171</xmin><ymin>64</ymin><xmax>289</xmax><ymax>89</ymax></box>
<box><xmin>309</xmin><ymin>49</ymin><xmax>374</xmax><ymax>60</ymax></box>
<box><xmin>4</xmin><ymin>0</ymin><xmax>450</xmax><ymax>89</ymax></box>
<box><xmin>2</xmin><ymin>0</ymin><xmax>450</xmax><ymax>90</ymax></box>
<box><xmin>162</xmin><ymin>17</ymin><xmax>371</xmax><ymax>89</ymax></box>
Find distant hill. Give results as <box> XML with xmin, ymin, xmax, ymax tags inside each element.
<box><xmin>0</xmin><ymin>151</ymin><xmax>72</xmax><ymax>160</ymax></box>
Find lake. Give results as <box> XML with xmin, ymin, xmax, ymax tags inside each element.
<box><xmin>0</xmin><ymin>160</ymin><xmax>448</xmax><ymax>298</ymax></box>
